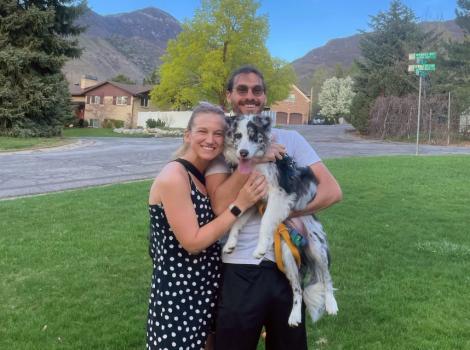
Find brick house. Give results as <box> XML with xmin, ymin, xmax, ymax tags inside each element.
<box><xmin>70</xmin><ymin>76</ymin><xmax>154</xmax><ymax>128</ymax></box>
<box><xmin>69</xmin><ymin>75</ymin><xmax>100</xmax><ymax>124</ymax></box>
<box><xmin>270</xmin><ymin>85</ymin><xmax>311</xmax><ymax>125</ymax></box>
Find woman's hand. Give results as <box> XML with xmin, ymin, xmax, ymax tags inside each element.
<box><xmin>233</xmin><ymin>171</ymin><xmax>268</xmax><ymax>212</ymax></box>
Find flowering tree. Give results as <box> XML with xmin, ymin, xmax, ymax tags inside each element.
<box><xmin>318</xmin><ymin>76</ymin><xmax>355</xmax><ymax>123</ymax></box>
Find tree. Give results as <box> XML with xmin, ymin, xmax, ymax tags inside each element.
<box><xmin>111</xmin><ymin>74</ymin><xmax>136</xmax><ymax>85</ymax></box>
<box><xmin>143</xmin><ymin>70</ymin><xmax>160</xmax><ymax>85</ymax></box>
<box><xmin>308</xmin><ymin>66</ymin><xmax>331</xmax><ymax>116</ymax></box>
<box><xmin>0</xmin><ymin>0</ymin><xmax>85</xmax><ymax>137</ymax></box>
<box><xmin>349</xmin><ymin>0</ymin><xmax>437</xmax><ymax>132</ymax></box>
<box><xmin>150</xmin><ymin>0</ymin><xmax>295</xmax><ymax>110</ymax></box>
<box><xmin>435</xmin><ymin>0</ymin><xmax>470</xmax><ymax>109</ymax></box>
<box><xmin>456</xmin><ymin>0</ymin><xmax>470</xmax><ymax>33</ymax></box>
<box><xmin>318</xmin><ymin>76</ymin><xmax>355</xmax><ymax>123</ymax></box>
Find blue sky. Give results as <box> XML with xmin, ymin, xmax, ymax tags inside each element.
<box><xmin>86</xmin><ymin>0</ymin><xmax>457</xmax><ymax>62</ymax></box>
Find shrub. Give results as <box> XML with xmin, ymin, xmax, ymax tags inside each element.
<box><xmin>146</xmin><ymin>118</ymin><xmax>166</xmax><ymax>128</ymax></box>
<box><xmin>146</xmin><ymin>118</ymin><xmax>157</xmax><ymax>128</ymax></box>
<box><xmin>102</xmin><ymin>119</ymin><xmax>124</xmax><ymax>129</ymax></box>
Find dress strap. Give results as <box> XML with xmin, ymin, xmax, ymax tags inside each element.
<box><xmin>174</xmin><ymin>158</ymin><xmax>206</xmax><ymax>186</ymax></box>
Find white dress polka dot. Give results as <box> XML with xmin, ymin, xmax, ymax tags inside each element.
<box><xmin>146</xmin><ymin>176</ymin><xmax>221</xmax><ymax>350</ymax></box>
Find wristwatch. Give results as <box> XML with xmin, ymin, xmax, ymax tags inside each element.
<box><xmin>228</xmin><ymin>204</ymin><xmax>242</xmax><ymax>217</ymax></box>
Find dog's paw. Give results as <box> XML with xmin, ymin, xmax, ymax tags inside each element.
<box><xmin>325</xmin><ymin>293</ymin><xmax>338</xmax><ymax>315</ymax></box>
<box><xmin>222</xmin><ymin>240</ymin><xmax>236</xmax><ymax>254</ymax></box>
<box><xmin>288</xmin><ymin>310</ymin><xmax>302</xmax><ymax>327</ymax></box>
<box><xmin>252</xmin><ymin>247</ymin><xmax>266</xmax><ymax>259</ymax></box>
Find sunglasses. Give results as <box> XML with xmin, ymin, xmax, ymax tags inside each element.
<box><xmin>234</xmin><ymin>84</ymin><xmax>265</xmax><ymax>96</ymax></box>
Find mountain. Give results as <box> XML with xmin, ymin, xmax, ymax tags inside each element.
<box><xmin>292</xmin><ymin>20</ymin><xmax>465</xmax><ymax>92</ymax></box>
<box><xmin>63</xmin><ymin>7</ymin><xmax>182</xmax><ymax>84</ymax></box>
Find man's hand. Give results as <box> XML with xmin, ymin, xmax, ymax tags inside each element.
<box><xmin>255</xmin><ymin>143</ymin><xmax>286</xmax><ymax>163</ymax></box>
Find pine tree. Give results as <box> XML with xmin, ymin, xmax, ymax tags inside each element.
<box><xmin>0</xmin><ymin>0</ymin><xmax>85</xmax><ymax>137</ymax></box>
<box><xmin>440</xmin><ymin>1</ymin><xmax>470</xmax><ymax>109</ymax></box>
<box><xmin>349</xmin><ymin>0</ymin><xmax>437</xmax><ymax>132</ymax></box>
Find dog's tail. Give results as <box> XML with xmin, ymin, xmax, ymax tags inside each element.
<box><xmin>303</xmin><ymin>283</ymin><xmax>325</xmax><ymax>322</ymax></box>
<box><xmin>299</xmin><ymin>215</ymin><xmax>339</xmax><ymax>322</ymax></box>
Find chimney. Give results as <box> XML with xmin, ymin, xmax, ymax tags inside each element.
<box><xmin>80</xmin><ymin>74</ymin><xmax>98</xmax><ymax>89</ymax></box>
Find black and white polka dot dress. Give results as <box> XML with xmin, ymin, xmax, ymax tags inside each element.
<box><xmin>146</xmin><ymin>175</ymin><xmax>222</xmax><ymax>350</ymax></box>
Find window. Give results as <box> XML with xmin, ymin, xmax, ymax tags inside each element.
<box><xmin>286</xmin><ymin>94</ymin><xmax>296</xmax><ymax>103</ymax></box>
<box><xmin>116</xmin><ymin>96</ymin><xmax>129</xmax><ymax>105</ymax></box>
<box><xmin>90</xmin><ymin>95</ymin><xmax>101</xmax><ymax>104</ymax></box>
<box><xmin>140</xmin><ymin>96</ymin><xmax>149</xmax><ymax>107</ymax></box>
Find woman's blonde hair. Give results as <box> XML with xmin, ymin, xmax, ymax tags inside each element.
<box><xmin>173</xmin><ymin>102</ymin><xmax>227</xmax><ymax>158</ymax></box>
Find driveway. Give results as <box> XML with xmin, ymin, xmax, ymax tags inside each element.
<box><xmin>1</xmin><ymin>124</ymin><xmax>469</xmax><ymax>199</ymax></box>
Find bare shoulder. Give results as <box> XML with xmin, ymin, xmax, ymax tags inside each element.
<box><xmin>149</xmin><ymin>162</ymin><xmax>188</xmax><ymax>204</ymax></box>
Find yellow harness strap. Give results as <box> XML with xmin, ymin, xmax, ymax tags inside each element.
<box><xmin>257</xmin><ymin>204</ymin><xmax>302</xmax><ymax>273</ymax></box>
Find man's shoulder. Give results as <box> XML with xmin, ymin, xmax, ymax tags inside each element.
<box><xmin>272</xmin><ymin>128</ymin><xmax>301</xmax><ymax>142</ymax></box>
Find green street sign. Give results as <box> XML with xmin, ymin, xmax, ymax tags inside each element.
<box><xmin>409</xmin><ymin>52</ymin><xmax>437</xmax><ymax>60</ymax></box>
<box><xmin>408</xmin><ymin>64</ymin><xmax>436</xmax><ymax>72</ymax></box>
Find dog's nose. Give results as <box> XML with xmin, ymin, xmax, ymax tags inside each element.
<box><xmin>239</xmin><ymin>149</ymin><xmax>249</xmax><ymax>158</ymax></box>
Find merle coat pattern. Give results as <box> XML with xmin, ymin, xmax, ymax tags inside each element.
<box><xmin>223</xmin><ymin>114</ymin><xmax>338</xmax><ymax>326</ymax></box>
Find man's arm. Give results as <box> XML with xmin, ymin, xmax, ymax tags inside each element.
<box><xmin>206</xmin><ymin>170</ymin><xmax>251</xmax><ymax>216</ymax></box>
<box><xmin>289</xmin><ymin>161</ymin><xmax>342</xmax><ymax>218</ymax></box>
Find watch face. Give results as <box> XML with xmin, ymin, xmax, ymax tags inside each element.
<box><xmin>230</xmin><ymin>205</ymin><xmax>242</xmax><ymax>217</ymax></box>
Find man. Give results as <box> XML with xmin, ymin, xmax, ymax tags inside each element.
<box><xmin>206</xmin><ymin>65</ymin><xmax>342</xmax><ymax>350</ymax></box>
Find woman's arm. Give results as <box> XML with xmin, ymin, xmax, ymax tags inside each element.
<box><xmin>154</xmin><ymin>164</ymin><xmax>267</xmax><ymax>254</ymax></box>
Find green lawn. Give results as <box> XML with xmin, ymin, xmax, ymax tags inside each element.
<box><xmin>0</xmin><ymin>128</ymin><xmax>152</xmax><ymax>151</ymax></box>
<box><xmin>1</xmin><ymin>156</ymin><xmax>469</xmax><ymax>349</ymax></box>
<box><xmin>0</xmin><ymin>137</ymin><xmax>70</xmax><ymax>152</ymax></box>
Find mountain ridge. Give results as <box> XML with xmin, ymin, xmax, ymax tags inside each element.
<box><xmin>63</xmin><ymin>7</ymin><xmax>182</xmax><ymax>84</ymax></box>
<box><xmin>292</xmin><ymin>19</ymin><xmax>464</xmax><ymax>91</ymax></box>
<box><xmin>63</xmin><ymin>8</ymin><xmax>464</xmax><ymax>92</ymax></box>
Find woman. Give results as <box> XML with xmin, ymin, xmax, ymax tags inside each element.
<box><xmin>146</xmin><ymin>102</ymin><xmax>267</xmax><ymax>350</ymax></box>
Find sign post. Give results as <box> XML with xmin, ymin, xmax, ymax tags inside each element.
<box><xmin>408</xmin><ymin>52</ymin><xmax>436</xmax><ymax>155</ymax></box>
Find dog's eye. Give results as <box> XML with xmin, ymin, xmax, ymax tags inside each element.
<box><xmin>234</xmin><ymin>133</ymin><xmax>242</xmax><ymax>140</ymax></box>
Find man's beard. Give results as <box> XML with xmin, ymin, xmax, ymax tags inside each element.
<box><xmin>233</xmin><ymin>99</ymin><xmax>263</xmax><ymax>114</ymax></box>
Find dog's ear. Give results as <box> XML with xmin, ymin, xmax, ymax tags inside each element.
<box><xmin>225</xmin><ymin>116</ymin><xmax>235</xmax><ymax>139</ymax></box>
<box><xmin>253</xmin><ymin>115</ymin><xmax>272</xmax><ymax>131</ymax></box>
<box><xmin>225</xmin><ymin>116</ymin><xmax>233</xmax><ymax>128</ymax></box>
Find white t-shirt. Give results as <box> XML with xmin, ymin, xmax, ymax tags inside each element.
<box><xmin>206</xmin><ymin>128</ymin><xmax>321</xmax><ymax>265</ymax></box>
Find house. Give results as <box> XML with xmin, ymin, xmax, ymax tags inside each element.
<box><xmin>70</xmin><ymin>76</ymin><xmax>155</xmax><ymax>128</ymax></box>
<box><xmin>69</xmin><ymin>75</ymin><xmax>99</xmax><ymax>124</ymax></box>
<box><xmin>270</xmin><ymin>85</ymin><xmax>311</xmax><ymax>125</ymax></box>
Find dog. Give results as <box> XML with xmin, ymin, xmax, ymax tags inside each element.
<box><xmin>223</xmin><ymin>114</ymin><xmax>338</xmax><ymax>326</ymax></box>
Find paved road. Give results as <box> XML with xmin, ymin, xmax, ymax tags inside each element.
<box><xmin>1</xmin><ymin>124</ymin><xmax>469</xmax><ymax>199</ymax></box>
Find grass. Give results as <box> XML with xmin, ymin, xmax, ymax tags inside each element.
<box><xmin>0</xmin><ymin>137</ymin><xmax>70</xmax><ymax>152</ymax></box>
<box><xmin>1</xmin><ymin>156</ymin><xmax>470</xmax><ymax>349</ymax></box>
<box><xmin>0</xmin><ymin>128</ymin><xmax>152</xmax><ymax>151</ymax></box>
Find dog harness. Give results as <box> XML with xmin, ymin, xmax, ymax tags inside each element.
<box><xmin>257</xmin><ymin>204</ymin><xmax>302</xmax><ymax>273</ymax></box>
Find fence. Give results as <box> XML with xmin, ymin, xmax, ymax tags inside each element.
<box><xmin>137</xmin><ymin>111</ymin><xmax>192</xmax><ymax>129</ymax></box>
<box><xmin>369</xmin><ymin>94</ymin><xmax>469</xmax><ymax>145</ymax></box>
<box><xmin>138</xmin><ymin>110</ymin><xmax>278</xmax><ymax>129</ymax></box>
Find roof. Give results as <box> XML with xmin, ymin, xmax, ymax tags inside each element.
<box><xmin>291</xmin><ymin>84</ymin><xmax>311</xmax><ymax>102</ymax></box>
<box><xmin>69</xmin><ymin>83</ymin><xmax>84</xmax><ymax>96</ymax></box>
<box><xmin>69</xmin><ymin>80</ymin><xmax>153</xmax><ymax>96</ymax></box>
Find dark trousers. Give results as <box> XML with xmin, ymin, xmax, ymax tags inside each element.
<box><xmin>214</xmin><ymin>261</ymin><xmax>307</xmax><ymax>350</ymax></box>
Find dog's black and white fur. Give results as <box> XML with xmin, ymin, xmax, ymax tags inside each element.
<box><xmin>223</xmin><ymin>114</ymin><xmax>338</xmax><ymax>326</ymax></box>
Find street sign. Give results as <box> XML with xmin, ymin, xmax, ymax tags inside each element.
<box><xmin>409</xmin><ymin>52</ymin><xmax>437</xmax><ymax>60</ymax></box>
<box><xmin>408</xmin><ymin>51</ymin><xmax>437</xmax><ymax>156</ymax></box>
<box><xmin>407</xmin><ymin>64</ymin><xmax>436</xmax><ymax>72</ymax></box>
